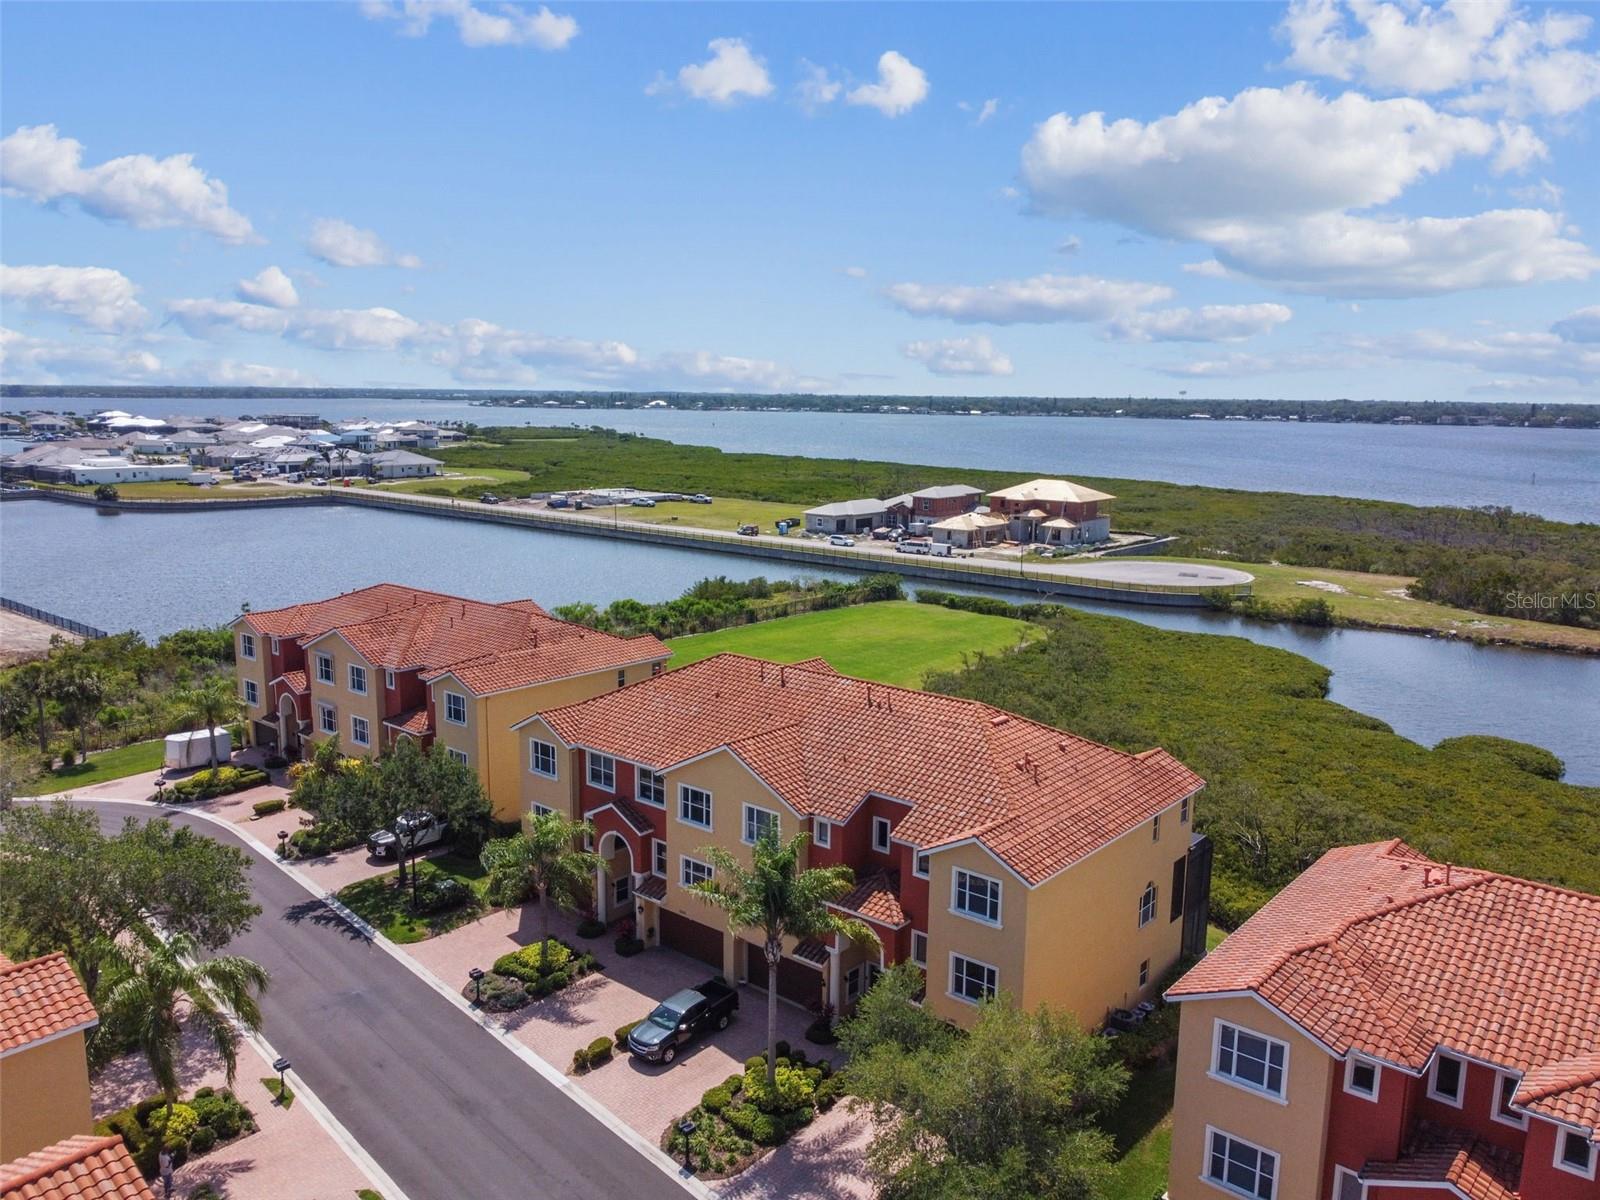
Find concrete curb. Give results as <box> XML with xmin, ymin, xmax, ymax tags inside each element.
<box><xmin>55</xmin><ymin>794</ymin><xmax>715</xmax><ymax>1200</ymax></box>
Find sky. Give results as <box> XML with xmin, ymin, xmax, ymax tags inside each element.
<box><xmin>1</xmin><ymin>0</ymin><xmax>1597</xmax><ymax>402</ymax></box>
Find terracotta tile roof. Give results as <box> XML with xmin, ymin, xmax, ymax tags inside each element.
<box><xmin>272</xmin><ymin>669</ymin><xmax>308</xmax><ymax>694</ymax></box>
<box><xmin>541</xmin><ymin>654</ymin><xmax>1203</xmax><ymax>886</ymax></box>
<box><xmin>1361</xmin><ymin>1123</ymin><xmax>1521</xmax><ymax>1200</ymax></box>
<box><xmin>0</xmin><ymin>953</ymin><xmax>97</xmax><ymax>1055</ymax></box>
<box><xmin>0</xmin><ymin>1134</ymin><xmax>155</xmax><ymax>1200</ymax></box>
<box><xmin>242</xmin><ymin>584</ymin><xmax>667</xmax><ymax>697</ymax></box>
<box><xmin>382</xmin><ymin>707</ymin><xmax>432</xmax><ymax>736</ymax></box>
<box><xmin>1170</xmin><ymin>841</ymin><xmax>1600</xmax><ymax>1133</ymax></box>
<box><xmin>792</xmin><ymin>939</ymin><xmax>830</xmax><ymax>966</ymax></box>
<box><xmin>636</xmin><ymin>876</ymin><xmax>667</xmax><ymax>903</ymax></box>
<box><xmin>831</xmin><ymin>872</ymin><xmax>909</xmax><ymax>928</ymax></box>
<box><xmin>592</xmin><ymin>796</ymin><xmax>656</xmax><ymax>836</ymax></box>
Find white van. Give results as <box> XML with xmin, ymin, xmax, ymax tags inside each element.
<box><xmin>896</xmin><ymin>539</ymin><xmax>932</xmax><ymax>556</ymax></box>
<box><xmin>828</xmin><ymin>534</ymin><xmax>856</xmax><ymax>547</ymax></box>
<box><xmin>930</xmin><ymin>542</ymin><xmax>953</xmax><ymax>557</ymax></box>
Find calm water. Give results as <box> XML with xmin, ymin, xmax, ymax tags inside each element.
<box><xmin>22</xmin><ymin>397</ymin><xmax>1600</xmax><ymax>522</ymax></box>
<box><xmin>3</xmin><ymin>501</ymin><xmax>1596</xmax><ymax>784</ymax></box>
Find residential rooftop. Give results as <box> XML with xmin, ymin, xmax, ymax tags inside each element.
<box><xmin>0</xmin><ymin>951</ymin><xmax>97</xmax><ymax>1056</ymax></box>
<box><xmin>988</xmin><ymin>478</ymin><xmax>1116</xmax><ymax>504</ymax></box>
<box><xmin>0</xmin><ymin>1135</ymin><xmax>155</xmax><ymax>1200</ymax></box>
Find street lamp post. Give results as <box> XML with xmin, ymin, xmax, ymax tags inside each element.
<box><xmin>677</xmin><ymin>1119</ymin><xmax>697</xmax><ymax>1173</ymax></box>
<box><xmin>153</xmin><ymin>777</ymin><xmax>169</xmax><ymax>806</ymax></box>
<box><xmin>469</xmin><ymin>967</ymin><xmax>485</xmax><ymax>1006</ymax></box>
<box><xmin>271</xmin><ymin>1057</ymin><xmax>290</xmax><ymax>1104</ymax></box>
<box><xmin>277</xmin><ymin>830</ymin><xmax>289</xmax><ymax>859</ymax></box>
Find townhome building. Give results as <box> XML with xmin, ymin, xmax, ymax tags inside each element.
<box><xmin>0</xmin><ymin>952</ymin><xmax>98</xmax><ymax>1163</ymax></box>
<box><xmin>1165</xmin><ymin>840</ymin><xmax>1600</xmax><ymax>1200</ymax></box>
<box><xmin>232</xmin><ymin>585</ymin><xmax>668</xmax><ymax>819</ymax></box>
<box><xmin>987</xmin><ymin>478</ymin><xmax>1116</xmax><ymax>545</ymax></box>
<box><xmin>513</xmin><ymin>653</ymin><xmax>1210</xmax><ymax>1029</ymax></box>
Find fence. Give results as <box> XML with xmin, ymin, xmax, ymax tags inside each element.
<box><xmin>0</xmin><ymin>596</ymin><xmax>109</xmax><ymax>640</ymax></box>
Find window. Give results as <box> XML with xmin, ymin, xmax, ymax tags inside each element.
<box><xmin>1492</xmin><ymin>1071</ymin><xmax>1526</xmax><ymax>1128</ymax></box>
<box><xmin>612</xmin><ymin>875</ymin><xmax>631</xmax><ymax>906</ymax></box>
<box><xmin>242</xmin><ymin>679</ymin><xmax>259</xmax><ymax>706</ymax></box>
<box><xmin>1206</xmin><ymin>1128</ymin><xmax>1278</xmax><ymax>1200</ymax></box>
<box><xmin>1139</xmin><ymin>881</ymin><xmax>1158</xmax><ymax>927</ymax></box>
<box><xmin>528</xmin><ymin>739</ymin><xmax>558</xmax><ymax>778</ymax></box>
<box><xmin>1429</xmin><ymin>1053</ymin><xmax>1464</xmax><ymax>1106</ymax></box>
<box><xmin>652</xmin><ymin>839</ymin><xmax>667</xmax><ymax>878</ymax></box>
<box><xmin>616</xmin><ymin>669</ymin><xmax>626</xmax><ymax>689</ymax></box>
<box><xmin>742</xmin><ymin>804</ymin><xmax>779</xmax><ymax>845</ymax></box>
<box><xmin>1333</xmin><ymin>1166</ymin><xmax>1364</xmax><ymax>1200</ymax></box>
<box><xmin>587</xmin><ymin>753</ymin><xmax>616</xmax><ymax>791</ymax></box>
<box><xmin>949</xmin><ymin>953</ymin><xmax>998</xmax><ymax>1004</ymax></box>
<box><xmin>1213</xmin><ymin>1022</ymin><xmax>1288</xmax><ymax>1099</ymax></box>
<box><xmin>385</xmin><ymin>669</ymin><xmax>396</xmax><ymax>690</ymax></box>
<box><xmin>953</xmin><ymin>869</ymin><xmax>1002</xmax><ymax>925</ymax></box>
<box><xmin>532</xmin><ymin>803</ymin><xmax>554</xmax><ymax>818</ymax></box>
<box><xmin>1181</xmin><ymin>795</ymin><xmax>1190</xmax><ymax>823</ymax></box>
<box><xmin>679</xmin><ymin>785</ymin><xmax>712</xmax><ymax>829</ymax></box>
<box><xmin>271</xmin><ymin>637</ymin><xmax>280</xmax><ymax>656</ymax></box>
<box><xmin>240</xmin><ymin>632</ymin><xmax>256</xmax><ymax>660</ymax></box>
<box><xmin>1344</xmin><ymin>1057</ymin><xmax>1380</xmax><ymax>1100</ymax></box>
<box><xmin>318</xmin><ymin>703</ymin><xmax>337</xmax><ymax>735</ymax></box>
<box><xmin>315</xmin><ymin>653</ymin><xmax>334</xmax><ymax>684</ymax></box>
<box><xmin>350</xmin><ymin>715</ymin><xmax>370</xmax><ymax>747</ymax></box>
<box><xmin>1139</xmin><ymin>959</ymin><xmax>1150</xmax><ymax>987</ymax></box>
<box><xmin>446</xmin><ymin>747</ymin><xmax>468</xmax><ymax>766</ymax></box>
<box><xmin>443</xmin><ymin>691</ymin><xmax>467</xmax><ymax>725</ymax></box>
<box><xmin>914</xmin><ymin>852</ymin><xmax>930</xmax><ymax>879</ymax></box>
<box><xmin>871</xmin><ymin>816</ymin><xmax>892</xmax><ymax>853</ymax></box>
<box><xmin>911</xmin><ymin>931</ymin><xmax>928</xmax><ymax>966</ymax></box>
<box><xmin>1171</xmin><ymin>856</ymin><xmax>1188</xmax><ymax>922</ymax></box>
<box><xmin>1556</xmin><ymin>1130</ymin><xmax>1597</xmax><ymax>1180</ymax></box>
<box><xmin>1153</xmin><ymin>813</ymin><xmax>1161</xmax><ymax>841</ymax></box>
<box><xmin>636</xmin><ymin>768</ymin><xmax>665</xmax><ymax>807</ymax></box>
<box><xmin>348</xmin><ymin>664</ymin><xmax>367</xmax><ymax>695</ymax></box>
<box><xmin>680</xmin><ymin>856</ymin><xmax>713</xmax><ymax>888</ymax></box>
<box><xmin>813</xmin><ymin>819</ymin><xmax>831</xmax><ymax>848</ymax></box>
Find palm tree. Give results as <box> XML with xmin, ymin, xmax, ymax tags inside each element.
<box><xmin>93</xmin><ymin>931</ymin><xmax>269</xmax><ymax>1121</ymax></box>
<box><xmin>479</xmin><ymin>811</ymin><xmax>602</xmax><ymax>971</ymax></box>
<box><xmin>50</xmin><ymin>662</ymin><xmax>105</xmax><ymax>760</ymax></box>
<box><xmin>689</xmin><ymin>831</ymin><xmax>879</xmax><ymax>1090</ymax></box>
<box><xmin>11</xmin><ymin>660</ymin><xmax>53</xmax><ymax>752</ymax></box>
<box><xmin>177</xmin><ymin>677</ymin><xmax>243</xmax><ymax>770</ymax></box>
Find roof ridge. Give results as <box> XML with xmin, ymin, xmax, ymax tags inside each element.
<box><xmin>0</xmin><ymin>949</ymin><xmax>73</xmax><ymax>978</ymax></box>
<box><xmin>0</xmin><ymin>1134</ymin><xmax>124</xmax><ymax>1191</ymax></box>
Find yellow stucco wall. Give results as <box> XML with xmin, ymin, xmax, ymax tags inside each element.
<box><xmin>1167</xmin><ymin>994</ymin><xmax>1333</xmax><ymax>1200</ymax></box>
<box><xmin>0</xmin><ymin>1032</ymin><xmax>94</xmax><ymax>1161</ymax></box>
<box><xmin>302</xmin><ymin>637</ymin><xmax>382</xmax><ymax>758</ymax></box>
<box><xmin>924</xmin><ymin>840</ymin><xmax>1030</xmax><ymax>1029</ymax></box>
<box><xmin>232</xmin><ymin>622</ymin><xmax>270</xmax><ymax>738</ymax></box>
<box><xmin>516</xmin><ymin>717</ymin><xmax>579</xmax><ymax>820</ymax></box>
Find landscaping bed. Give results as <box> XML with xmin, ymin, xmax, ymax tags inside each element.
<box><xmin>284</xmin><ymin>819</ymin><xmax>365</xmax><ymax>858</ymax></box>
<box><xmin>465</xmin><ymin>937</ymin><xmax>601</xmax><ymax>1011</ymax></box>
<box><xmin>659</xmin><ymin>1046</ymin><xmax>842</xmax><ymax>1179</ymax></box>
<box><xmin>335</xmin><ymin>855</ymin><xmax>490</xmax><ymax>943</ymax></box>
<box><xmin>95</xmin><ymin>1087</ymin><xmax>255</xmax><ymax>1178</ymax></box>
<box><xmin>155</xmin><ymin>764</ymin><xmax>270</xmax><ymax>803</ymax></box>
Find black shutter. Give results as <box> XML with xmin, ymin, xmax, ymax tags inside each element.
<box><xmin>1170</xmin><ymin>855</ymin><xmax>1187</xmax><ymax>922</ymax></box>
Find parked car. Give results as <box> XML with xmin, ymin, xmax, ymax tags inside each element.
<box><xmin>366</xmin><ymin>811</ymin><xmax>450</xmax><ymax>860</ymax></box>
<box><xmin>828</xmin><ymin>534</ymin><xmax>856</xmax><ymax>547</ymax></box>
<box><xmin>631</xmin><ymin>497</ymin><xmax>657</xmax><ymax>507</ymax></box>
<box><xmin>547</xmin><ymin>495</ymin><xmax>571</xmax><ymax>509</ymax></box>
<box><xmin>480</xmin><ymin>493</ymin><xmax>501</xmax><ymax>504</ymax></box>
<box><xmin>896</xmin><ymin>538</ymin><xmax>933</xmax><ymax>555</ymax></box>
<box><xmin>689</xmin><ymin>494</ymin><xmax>713</xmax><ymax>504</ymax></box>
<box><xmin>736</xmin><ymin>524</ymin><xmax>760</xmax><ymax>536</ymax></box>
<box><xmin>626</xmin><ymin>979</ymin><xmax>739</xmax><ymax>1065</ymax></box>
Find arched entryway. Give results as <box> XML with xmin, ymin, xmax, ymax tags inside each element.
<box><xmin>595</xmin><ymin>831</ymin><xmax>636</xmax><ymax>925</ymax></box>
<box><xmin>276</xmin><ymin>693</ymin><xmax>302</xmax><ymax>759</ymax></box>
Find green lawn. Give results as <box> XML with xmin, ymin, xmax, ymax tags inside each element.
<box><xmin>334</xmin><ymin>853</ymin><xmax>490</xmax><ymax>944</ymax></box>
<box><xmin>616</xmin><ymin>496</ymin><xmax>808</xmax><ymax>534</ymax></box>
<box><xmin>30</xmin><ymin>481</ymin><xmax>283</xmax><ymax>500</ymax></box>
<box><xmin>1103</xmin><ymin>1061</ymin><xmax>1177</xmax><ymax>1200</ymax></box>
<box><xmin>666</xmin><ymin>600</ymin><xmax>1040</xmax><ymax>689</ymax></box>
<box><xmin>17</xmin><ymin>739</ymin><xmax>165</xmax><ymax>796</ymax></box>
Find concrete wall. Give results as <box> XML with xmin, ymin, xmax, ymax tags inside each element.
<box><xmin>0</xmin><ymin>1032</ymin><xmax>94</xmax><ymax>1161</ymax></box>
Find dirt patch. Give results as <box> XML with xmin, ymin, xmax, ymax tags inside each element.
<box><xmin>1295</xmin><ymin>580</ymin><xmax>1348</xmax><ymax>595</ymax></box>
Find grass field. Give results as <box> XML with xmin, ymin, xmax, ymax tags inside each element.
<box><xmin>666</xmin><ymin>600</ymin><xmax>1039</xmax><ymax>688</ymax></box>
<box><xmin>18</xmin><ymin>739</ymin><xmax>164</xmax><ymax>796</ymax></box>
<box><xmin>334</xmin><ymin>853</ymin><xmax>491</xmax><ymax>944</ymax></box>
<box><xmin>621</xmin><ymin>497</ymin><xmax>807</xmax><ymax>533</ymax></box>
<box><xmin>30</xmin><ymin>481</ymin><xmax>284</xmax><ymax>500</ymax></box>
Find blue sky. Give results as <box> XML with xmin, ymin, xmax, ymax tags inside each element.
<box><xmin>2</xmin><ymin>0</ymin><xmax>1597</xmax><ymax>400</ymax></box>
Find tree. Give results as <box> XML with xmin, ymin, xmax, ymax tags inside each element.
<box><xmin>847</xmin><ymin>992</ymin><xmax>1128</xmax><ymax>1200</ymax></box>
<box><xmin>688</xmin><ymin>830</ymin><xmax>878</xmax><ymax>1091</ymax></box>
<box><xmin>8</xmin><ymin>660</ymin><xmax>53</xmax><ymax>752</ymax></box>
<box><xmin>478</xmin><ymin>811</ymin><xmax>602</xmax><ymax>970</ymax></box>
<box><xmin>93</xmin><ymin>931</ymin><xmax>268</xmax><ymax>1119</ymax></box>
<box><xmin>94</xmin><ymin>483</ymin><xmax>119</xmax><ymax>502</ymax></box>
<box><xmin>175</xmin><ymin>676</ymin><xmax>243</xmax><ymax>771</ymax></box>
<box><xmin>50</xmin><ymin>661</ymin><xmax>105</xmax><ymax>759</ymax></box>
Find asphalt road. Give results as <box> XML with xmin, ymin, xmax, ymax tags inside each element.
<box><xmin>85</xmin><ymin>801</ymin><xmax>689</xmax><ymax>1200</ymax></box>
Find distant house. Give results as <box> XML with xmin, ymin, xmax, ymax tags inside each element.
<box><xmin>929</xmin><ymin>511</ymin><xmax>1008</xmax><ymax>549</ymax></box>
<box><xmin>987</xmin><ymin>478</ymin><xmax>1115</xmax><ymax>545</ymax></box>
<box><xmin>0</xmin><ymin>417</ymin><xmax>21</xmax><ymax>436</ymax></box>
<box><xmin>803</xmin><ymin>498</ymin><xmax>890</xmax><ymax>535</ymax></box>
<box><xmin>885</xmin><ymin>485</ymin><xmax>983</xmax><ymax>525</ymax></box>
<box><xmin>368</xmin><ymin>450</ymin><xmax>443</xmax><ymax>479</ymax></box>
<box><xmin>0</xmin><ymin>951</ymin><xmax>98</xmax><ymax>1163</ymax></box>
<box><xmin>0</xmin><ymin>443</ymin><xmax>192</xmax><ymax>485</ymax></box>
<box><xmin>23</xmin><ymin>415</ymin><xmax>73</xmax><ymax>435</ymax></box>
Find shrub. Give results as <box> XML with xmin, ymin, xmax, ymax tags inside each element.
<box><xmin>701</xmin><ymin>1085</ymin><xmax>733</xmax><ymax>1114</ymax></box>
<box><xmin>743</xmin><ymin>1064</ymin><xmax>813</xmax><ymax>1114</ymax></box>
<box><xmin>187</xmin><ymin>1126</ymin><xmax>217</xmax><ymax>1155</ymax></box>
<box><xmin>412</xmin><ymin>876</ymin><xmax>471</xmax><ymax>915</ymax></box>
<box><xmin>576</xmin><ymin>916</ymin><xmax>607</xmax><ymax>938</ymax></box>
<box><xmin>775</xmin><ymin>1039</ymin><xmax>791</xmax><ymax>1060</ymax></box>
<box><xmin>263</xmin><ymin>754</ymin><xmax>289</xmax><ymax>770</ymax></box>
<box><xmin>573</xmin><ymin>1046</ymin><xmax>591</xmax><ymax>1072</ymax></box>
<box><xmin>614</xmin><ymin>935</ymin><xmax>645</xmax><ymax>957</ymax></box>
<box><xmin>744</xmin><ymin>1055</ymin><xmax>766</xmax><ymax>1073</ymax></box>
<box><xmin>615</xmin><ymin>1020</ymin><xmax>642</xmax><ymax>1048</ymax></box>
<box><xmin>288</xmin><ymin>821</ymin><xmax>361</xmax><ymax>857</ymax></box>
<box><xmin>813</xmin><ymin>1074</ymin><xmax>843</xmax><ymax>1112</ymax></box>
<box><xmin>493</xmin><ymin>939</ymin><xmax>573</xmax><ymax>982</ymax></box>
<box><xmin>1210</xmin><ymin>872</ymin><xmax>1276</xmax><ymax>930</ymax></box>
<box><xmin>724</xmin><ymin>1105</ymin><xmax>756</xmax><ymax>1137</ymax></box>
<box><xmin>585</xmin><ymin>1036</ymin><xmax>613</xmax><ymax>1065</ymax></box>
<box><xmin>252</xmin><ymin>798</ymin><xmax>286</xmax><ymax>817</ymax></box>
<box><xmin>148</xmin><ymin>1103</ymin><xmax>200</xmax><ymax>1146</ymax></box>
<box><xmin>805</xmin><ymin>1014</ymin><xmax>837</xmax><ymax>1045</ymax></box>
<box><xmin>723</xmin><ymin>1073</ymin><xmax>744</xmax><ymax>1094</ymax></box>
<box><xmin>748</xmin><ymin>1111</ymin><xmax>780</xmax><ymax>1146</ymax></box>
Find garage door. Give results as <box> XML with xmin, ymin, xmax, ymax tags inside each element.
<box><xmin>745</xmin><ymin>942</ymin><xmax>823</xmax><ymax>1008</ymax></box>
<box><xmin>660</xmin><ymin>910</ymin><xmax>723</xmax><ymax>969</ymax></box>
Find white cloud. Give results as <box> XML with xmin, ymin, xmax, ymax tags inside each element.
<box><xmin>884</xmin><ymin>273</ymin><xmax>1172</xmax><ymax>324</ymax></box>
<box><xmin>1278</xmin><ymin>0</ymin><xmax>1600</xmax><ymax>117</ymax></box>
<box><xmin>305</xmin><ymin>218</ymin><xmax>422</xmax><ymax>269</ymax></box>
<box><xmin>430</xmin><ymin>318</ymin><xmax>639</xmax><ymax>381</ymax></box>
<box><xmin>290</xmin><ymin>307</ymin><xmax>426</xmax><ymax>351</ymax></box>
<box><xmin>362</xmin><ymin>1</ymin><xmax>578</xmax><ymax>49</ymax></box>
<box><xmin>842</xmin><ymin>266</ymin><xmax>869</xmax><ymax>279</ymax></box>
<box><xmin>652</xmin><ymin>350</ymin><xmax>821</xmax><ymax>392</ymax></box>
<box><xmin>0</xmin><ymin>124</ymin><xmax>255</xmax><ymax>244</ymax></box>
<box><xmin>184</xmin><ymin>359</ymin><xmax>319</xmax><ymax>387</ymax></box>
<box><xmin>235</xmin><ymin>266</ymin><xmax>299</xmax><ymax>309</ymax></box>
<box><xmin>1056</xmin><ymin>236</ymin><xmax>1082</xmax><ymax>256</ymax></box>
<box><xmin>1552</xmin><ymin>306</ymin><xmax>1600</xmax><ymax>342</ymax></box>
<box><xmin>0</xmin><ymin>326</ymin><xmax>162</xmax><ymax>383</ymax></box>
<box><xmin>903</xmin><ymin>335</ymin><xmax>1014</xmax><ymax>376</ymax></box>
<box><xmin>166</xmin><ymin>299</ymin><xmax>293</xmax><ymax>338</ymax></box>
<box><xmin>0</xmin><ymin>264</ymin><xmax>148</xmax><ymax>332</ymax></box>
<box><xmin>846</xmin><ymin>51</ymin><xmax>929</xmax><ymax>117</ymax></box>
<box><xmin>796</xmin><ymin>62</ymin><xmax>842</xmax><ymax>113</ymax></box>
<box><xmin>1182</xmin><ymin>260</ymin><xmax>1231</xmax><ymax>278</ymax></box>
<box><xmin>660</xmin><ymin>38</ymin><xmax>774</xmax><ymax>107</ymax></box>
<box><xmin>1491</xmin><ymin>120</ymin><xmax>1547</xmax><ymax>172</ymax></box>
<box><xmin>1108</xmin><ymin>303</ymin><xmax>1293</xmax><ymax>343</ymax></box>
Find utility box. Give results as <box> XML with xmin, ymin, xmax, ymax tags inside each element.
<box><xmin>164</xmin><ymin>728</ymin><xmax>231</xmax><ymax>769</ymax></box>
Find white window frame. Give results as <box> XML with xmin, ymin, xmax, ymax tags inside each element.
<box><xmin>242</xmin><ymin>679</ymin><xmax>259</xmax><ymax>706</ymax></box>
<box><xmin>1332</xmin><ymin>1165</ymin><xmax>1364</xmax><ymax>1200</ymax></box>
<box><xmin>911</xmin><ymin>930</ymin><xmax>928</xmax><ymax>966</ymax></box>
<box><xmin>951</xmin><ymin>868</ymin><xmax>1003</xmax><ymax>927</ymax></box>
<box><xmin>913</xmin><ymin>851</ymin><xmax>930</xmax><ymax>879</ymax></box>
<box><xmin>443</xmin><ymin>690</ymin><xmax>467</xmax><ymax>726</ymax></box>
<box><xmin>315</xmin><ymin>652</ymin><xmax>334</xmax><ymax>685</ymax></box>
<box><xmin>239</xmin><ymin>632</ymin><xmax>256</xmax><ymax>660</ymax></box>
<box><xmin>680</xmin><ymin>855</ymin><xmax>713</xmax><ymax>889</ymax></box>
<box><xmin>1202</xmin><ymin>1126</ymin><xmax>1280</xmax><ymax>1200</ymax></box>
<box><xmin>1428</xmin><ymin>1052</ymin><xmax>1465</xmax><ymax>1107</ymax></box>
<box><xmin>446</xmin><ymin>746</ymin><xmax>468</xmax><ymax>766</ymax></box>
<box><xmin>1139</xmin><ymin>959</ymin><xmax>1150</xmax><ymax>987</ymax></box>
<box><xmin>947</xmin><ymin>952</ymin><xmax>998</xmax><ymax>1005</ymax></box>
<box><xmin>350</xmin><ymin>714</ymin><xmax>370</xmax><ymax>747</ymax></box>
<box><xmin>348</xmin><ymin>663</ymin><xmax>368</xmax><ymax>696</ymax></box>
<box><xmin>1555</xmin><ymin>1129</ymin><xmax>1598</xmax><ymax>1181</ymax></box>
<box><xmin>528</xmin><ymin>739</ymin><xmax>558</xmax><ymax>778</ymax></box>
<box><xmin>1139</xmin><ymin>881</ymin><xmax>1158</xmax><ymax>927</ymax></box>
<box><xmin>1491</xmin><ymin>1069</ymin><xmax>1527</xmax><ymax>1129</ymax></box>
<box><xmin>636</xmin><ymin>767</ymin><xmax>665</xmax><ymax>807</ymax></box>
<box><xmin>871</xmin><ymin>816</ymin><xmax>892</xmax><ymax>853</ymax></box>
<box><xmin>612</xmin><ymin>874</ymin><xmax>631</xmax><ymax>906</ymax></box>
<box><xmin>385</xmin><ymin>669</ymin><xmax>396</xmax><ymax>690</ymax></box>
<box><xmin>678</xmin><ymin>784</ymin><xmax>712</xmax><ymax>830</ymax></box>
<box><xmin>1343</xmin><ymin>1056</ymin><xmax>1381</xmax><ymax>1101</ymax></box>
<box><xmin>587</xmin><ymin>752</ymin><xmax>616</xmax><ymax>792</ymax></box>
<box><xmin>1210</xmin><ymin>1020</ymin><xmax>1290</xmax><ymax>1103</ymax></box>
<box><xmin>813</xmin><ymin>818</ymin><xmax>831</xmax><ymax>848</ymax></box>
<box><xmin>1181</xmin><ymin>795</ymin><xmax>1190</xmax><ymax>823</ymax></box>
<box><xmin>742</xmin><ymin>803</ymin><xmax>779</xmax><ymax>846</ymax></box>
<box><xmin>317</xmin><ymin>703</ymin><xmax>337</xmax><ymax>735</ymax></box>
<box><xmin>652</xmin><ymin>838</ymin><xmax>667</xmax><ymax>878</ymax></box>
<box><xmin>1153</xmin><ymin>813</ymin><xmax>1162</xmax><ymax>841</ymax></box>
